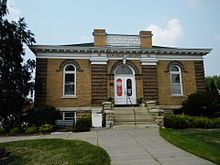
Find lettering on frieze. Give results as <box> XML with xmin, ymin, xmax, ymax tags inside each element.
<box><xmin>107</xmin><ymin>54</ymin><xmax>140</xmax><ymax>58</ymax></box>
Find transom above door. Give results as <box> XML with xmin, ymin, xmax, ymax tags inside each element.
<box><xmin>114</xmin><ymin>65</ymin><xmax>137</xmax><ymax>105</ymax></box>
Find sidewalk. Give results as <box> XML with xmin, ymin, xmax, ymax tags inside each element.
<box><xmin>0</xmin><ymin>127</ymin><xmax>215</xmax><ymax>165</ymax></box>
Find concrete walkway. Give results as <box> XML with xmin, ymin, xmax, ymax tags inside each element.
<box><xmin>0</xmin><ymin>127</ymin><xmax>215</xmax><ymax>165</ymax></box>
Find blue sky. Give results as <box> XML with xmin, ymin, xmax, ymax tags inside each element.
<box><xmin>6</xmin><ymin>0</ymin><xmax>220</xmax><ymax>76</ymax></box>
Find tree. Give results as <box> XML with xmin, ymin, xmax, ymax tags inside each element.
<box><xmin>205</xmin><ymin>75</ymin><xmax>220</xmax><ymax>94</ymax></box>
<box><xmin>0</xmin><ymin>0</ymin><xmax>35</xmax><ymax>130</ymax></box>
<box><xmin>181</xmin><ymin>91</ymin><xmax>220</xmax><ymax>118</ymax></box>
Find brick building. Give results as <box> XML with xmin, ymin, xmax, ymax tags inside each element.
<box><xmin>29</xmin><ymin>29</ymin><xmax>211</xmax><ymax>121</ymax></box>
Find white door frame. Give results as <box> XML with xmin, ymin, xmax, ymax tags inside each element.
<box><xmin>114</xmin><ymin>64</ymin><xmax>137</xmax><ymax>105</ymax></box>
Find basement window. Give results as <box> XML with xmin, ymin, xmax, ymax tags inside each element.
<box><xmin>56</xmin><ymin>111</ymin><xmax>76</xmax><ymax>127</ymax></box>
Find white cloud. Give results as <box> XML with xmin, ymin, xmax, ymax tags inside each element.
<box><xmin>5</xmin><ymin>0</ymin><xmax>21</xmax><ymax>21</ymax></box>
<box><xmin>146</xmin><ymin>18</ymin><xmax>183</xmax><ymax>46</ymax></box>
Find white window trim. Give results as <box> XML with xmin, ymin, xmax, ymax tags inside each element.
<box><xmin>114</xmin><ymin>64</ymin><xmax>135</xmax><ymax>75</ymax></box>
<box><xmin>170</xmin><ymin>65</ymin><xmax>183</xmax><ymax>96</ymax></box>
<box><xmin>63</xmin><ymin>64</ymin><xmax>76</xmax><ymax>97</ymax></box>
<box><xmin>59</xmin><ymin>111</ymin><xmax>77</xmax><ymax>123</ymax></box>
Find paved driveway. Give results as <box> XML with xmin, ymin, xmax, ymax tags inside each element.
<box><xmin>0</xmin><ymin>127</ymin><xmax>215</xmax><ymax>165</ymax></box>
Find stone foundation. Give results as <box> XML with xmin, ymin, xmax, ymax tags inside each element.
<box><xmin>146</xmin><ymin>101</ymin><xmax>164</xmax><ymax>127</ymax></box>
<box><xmin>102</xmin><ymin>102</ymin><xmax>114</xmax><ymax>128</ymax></box>
<box><xmin>103</xmin><ymin>110</ymin><xmax>114</xmax><ymax>128</ymax></box>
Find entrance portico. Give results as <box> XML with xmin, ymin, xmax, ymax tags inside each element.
<box><xmin>114</xmin><ymin>64</ymin><xmax>136</xmax><ymax>105</ymax></box>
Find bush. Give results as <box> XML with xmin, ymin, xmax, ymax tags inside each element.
<box><xmin>164</xmin><ymin>115</ymin><xmax>220</xmax><ymax>129</ymax></box>
<box><xmin>25</xmin><ymin>105</ymin><xmax>60</xmax><ymax>127</ymax></box>
<box><xmin>181</xmin><ymin>91</ymin><xmax>220</xmax><ymax>118</ymax></box>
<box><xmin>8</xmin><ymin>127</ymin><xmax>23</xmax><ymax>136</ymax></box>
<box><xmin>75</xmin><ymin>115</ymin><xmax>91</xmax><ymax>132</ymax></box>
<box><xmin>191</xmin><ymin>117</ymin><xmax>212</xmax><ymax>128</ymax></box>
<box><xmin>164</xmin><ymin>115</ymin><xmax>190</xmax><ymax>129</ymax></box>
<box><xmin>25</xmin><ymin>125</ymin><xmax>38</xmax><ymax>134</ymax></box>
<box><xmin>39</xmin><ymin>124</ymin><xmax>54</xmax><ymax>134</ymax></box>
<box><xmin>0</xmin><ymin>128</ymin><xmax>6</xmax><ymax>136</ymax></box>
<box><xmin>213</xmin><ymin>118</ymin><xmax>220</xmax><ymax>128</ymax></box>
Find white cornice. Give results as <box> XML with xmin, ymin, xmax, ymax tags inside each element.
<box><xmin>156</xmin><ymin>55</ymin><xmax>203</xmax><ymax>61</ymax></box>
<box><xmin>36</xmin><ymin>52</ymin><xmax>204</xmax><ymax>62</ymax></box>
<box><xmin>29</xmin><ymin>45</ymin><xmax>212</xmax><ymax>56</ymax></box>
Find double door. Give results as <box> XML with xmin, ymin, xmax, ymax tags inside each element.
<box><xmin>114</xmin><ymin>76</ymin><xmax>136</xmax><ymax>105</ymax></box>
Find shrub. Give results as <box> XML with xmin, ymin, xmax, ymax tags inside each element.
<box><xmin>107</xmin><ymin>97</ymin><xmax>115</xmax><ymax>108</ymax></box>
<box><xmin>212</xmin><ymin>118</ymin><xmax>220</xmax><ymax>128</ymax></box>
<box><xmin>25</xmin><ymin>105</ymin><xmax>60</xmax><ymax>127</ymax></box>
<box><xmin>137</xmin><ymin>97</ymin><xmax>145</xmax><ymax>105</ymax></box>
<box><xmin>8</xmin><ymin>127</ymin><xmax>23</xmax><ymax>136</ymax></box>
<box><xmin>39</xmin><ymin>124</ymin><xmax>54</xmax><ymax>134</ymax></box>
<box><xmin>0</xmin><ymin>128</ymin><xmax>6</xmax><ymax>136</ymax></box>
<box><xmin>181</xmin><ymin>91</ymin><xmax>220</xmax><ymax>118</ymax></box>
<box><xmin>164</xmin><ymin>115</ymin><xmax>220</xmax><ymax>129</ymax></box>
<box><xmin>75</xmin><ymin>115</ymin><xmax>91</xmax><ymax>132</ymax></box>
<box><xmin>191</xmin><ymin>117</ymin><xmax>211</xmax><ymax>128</ymax></box>
<box><xmin>25</xmin><ymin>125</ymin><xmax>38</xmax><ymax>134</ymax></box>
<box><xmin>164</xmin><ymin>115</ymin><xmax>190</xmax><ymax>129</ymax></box>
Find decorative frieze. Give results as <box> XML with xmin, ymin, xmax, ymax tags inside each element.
<box><xmin>106</xmin><ymin>34</ymin><xmax>140</xmax><ymax>47</ymax></box>
<box><xmin>107</xmin><ymin>53</ymin><xmax>140</xmax><ymax>58</ymax></box>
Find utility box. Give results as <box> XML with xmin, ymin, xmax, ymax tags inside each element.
<box><xmin>92</xmin><ymin>108</ymin><xmax>103</xmax><ymax>128</ymax></box>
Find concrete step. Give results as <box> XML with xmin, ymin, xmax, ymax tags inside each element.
<box><xmin>115</xmin><ymin>118</ymin><xmax>154</xmax><ymax>122</ymax></box>
<box><xmin>114</xmin><ymin>108</ymin><xmax>147</xmax><ymax>111</ymax></box>
<box><xmin>115</xmin><ymin>121</ymin><xmax>156</xmax><ymax>125</ymax></box>
<box><xmin>114</xmin><ymin>108</ymin><xmax>148</xmax><ymax>112</ymax></box>
<box><xmin>115</xmin><ymin>116</ymin><xmax>154</xmax><ymax>120</ymax></box>
<box><xmin>115</xmin><ymin>117</ymin><xmax>154</xmax><ymax>122</ymax></box>
<box><xmin>113</xmin><ymin>107</ymin><xmax>156</xmax><ymax>126</ymax></box>
<box><xmin>114</xmin><ymin>112</ymin><xmax>151</xmax><ymax>115</ymax></box>
<box><xmin>113</xmin><ymin>124</ymin><xmax>158</xmax><ymax>129</ymax></box>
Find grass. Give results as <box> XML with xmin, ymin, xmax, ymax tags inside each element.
<box><xmin>160</xmin><ymin>128</ymin><xmax>220</xmax><ymax>164</ymax></box>
<box><xmin>0</xmin><ymin>139</ymin><xmax>110</xmax><ymax>165</ymax></box>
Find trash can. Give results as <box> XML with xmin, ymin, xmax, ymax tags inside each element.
<box><xmin>92</xmin><ymin>108</ymin><xmax>102</xmax><ymax>128</ymax></box>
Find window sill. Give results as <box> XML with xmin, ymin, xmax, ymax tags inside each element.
<box><xmin>61</xmin><ymin>95</ymin><xmax>77</xmax><ymax>99</ymax></box>
<box><xmin>171</xmin><ymin>94</ymin><xmax>185</xmax><ymax>97</ymax></box>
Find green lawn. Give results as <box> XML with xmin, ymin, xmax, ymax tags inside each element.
<box><xmin>0</xmin><ymin>139</ymin><xmax>110</xmax><ymax>165</ymax></box>
<box><xmin>160</xmin><ymin>128</ymin><xmax>220</xmax><ymax>164</ymax></box>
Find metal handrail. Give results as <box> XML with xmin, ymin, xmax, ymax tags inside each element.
<box><xmin>127</xmin><ymin>96</ymin><xmax>136</xmax><ymax>127</ymax></box>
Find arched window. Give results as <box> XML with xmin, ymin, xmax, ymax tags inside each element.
<box><xmin>115</xmin><ymin>65</ymin><xmax>134</xmax><ymax>75</ymax></box>
<box><xmin>63</xmin><ymin>64</ymin><xmax>76</xmax><ymax>96</ymax></box>
<box><xmin>170</xmin><ymin>65</ymin><xmax>183</xmax><ymax>95</ymax></box>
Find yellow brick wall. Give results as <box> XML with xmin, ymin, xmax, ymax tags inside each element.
<box><xmin>46</xmin><ymin>59</ymin><xmax>91</xmax><ymax>107</ymax></box>
<box><xmin>139</xmin><ymin>31</ymin><xmax>152</xmax><ymax>48</ymax></box>
<box><xmin>157</xmin><ymin>60</ymin><xmax>197</xmax><ymax>105</ymax></box>
<box><xmin>93</xmin><ymin>29</ymin><xmax>106</xmax><ymax>47</ymax></box>
<box><xmin>45</xmin><ymin>58</ymin><xmax>198</xmax><ymax>107</ymax></box>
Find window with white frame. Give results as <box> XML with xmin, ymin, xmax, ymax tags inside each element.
<box><xmin>56</xmin><ymin>111</ymin><xmax>76</xmax><ymax>126</ymax></box>
<box><xmin>64</xmin><ymin>112</ymin><xmax>75</xmax><ymax>120</ymax></box>
<box><xmin>170</xmin><ymin>65</ymin><xmax>183</xmax><ymax>95</ymax></box>
<box><xmin>63</xmin><ymin>64</ymin><xmax>76</xmax><ymax>96</ymax></box>
<box><xmin>57</xmin><ymin>111</ymin><xmax>75</xmax><ymax>120</ymax></box>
